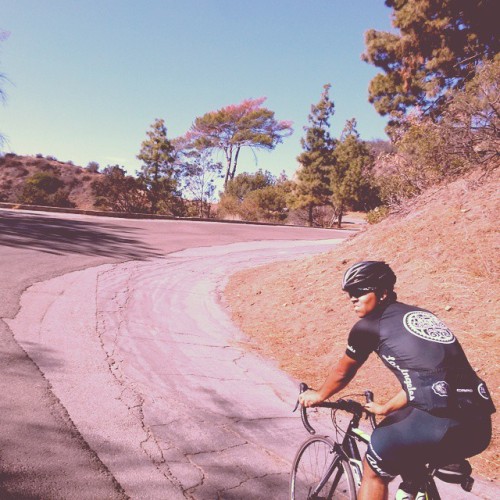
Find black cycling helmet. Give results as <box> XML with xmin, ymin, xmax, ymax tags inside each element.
<box><xmin>342</xmin><ymin>261</ymin><xmax>396</xmax><ymax>293</ymax></box>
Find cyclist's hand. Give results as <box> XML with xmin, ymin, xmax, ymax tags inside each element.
<box><xmin>299</xmin><ymin>389</ymin><xmax>324</xmax><ymax>408</ymax></box>
<box><xmin>363</xmin><ymin>401</ymin><xmax>387</xmax><ymax>416</ymax></box>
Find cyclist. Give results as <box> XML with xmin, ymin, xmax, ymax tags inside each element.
<box><xmin>299</xmin><ymin>261</ymin><xmax>494</xmax><ymax>500</ymax></box>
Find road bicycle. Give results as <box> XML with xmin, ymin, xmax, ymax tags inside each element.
<box><xmin>290</xmin><ymin>383</ymin><xmax>475</xmax><ymax>500</ymax></box>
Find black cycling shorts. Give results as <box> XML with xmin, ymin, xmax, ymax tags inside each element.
<box><xmin>365</xmin><ymin>406</ymin><xmax>491</xmax><ymax>479</ymax></box>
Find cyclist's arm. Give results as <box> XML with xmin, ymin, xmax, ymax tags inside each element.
<box><xmin>364</xmin><ymin>388</ymin><xmax>407</xmax><ymax>416</ymax></box>
<box><xmin>299</xmin><ymin>354</ymin><xmax>362</xmax><ymax>407</ymax></box>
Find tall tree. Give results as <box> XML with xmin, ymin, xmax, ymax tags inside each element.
<box><xmin>137</xmin><ymin>118</ymin><xmax>180</xmax><ymax>214</ymax></box>
<box><xmin>330</xmin><ymin>119</ymin><xmax>371</xmax><ymax>228</ymax></box>
<box><xmin>291</xmin><ymin>84</ymin><xmax>336</xmax><ymax>226</ymax></box>
<box><xmin>363</xmin><ymin>0</ymin><xmax>500</xmax><ymax>129</ymax></box>
<box><xmin>183</xmin><ymin>97</ymin><xmax>293</xmax><ymax>188</ymax></box>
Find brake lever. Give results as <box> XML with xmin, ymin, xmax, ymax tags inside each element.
<box><xmin>295</xmin><ymin>383</ymin><xmax>316</xmax><ymax>434</ymax></box>
<box><xmin>293</xmin><ymin>382</ymin><xmax>308</xmax><ymax>412</ymax></box>
<box><xmin>364</xmin><ymin>390</ymin><xmax>377</xmax><ymax>428</ymax></box>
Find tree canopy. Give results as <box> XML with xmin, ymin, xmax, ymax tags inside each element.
<box><xmin>183</xmin><ymin>97</ymin><xmax>293</xmax><ymax>188</ymax></box>
<box><xmin>363</xmin><ymin>0</ymin><xmax>500</xmax><ymax>128</ymax></box>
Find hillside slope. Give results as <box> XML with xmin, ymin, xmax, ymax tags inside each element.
<box><xmin>224</xmin><ymin>169</ymin><xmax>499</xmax><ymax>480</ymax></box>
<box><xmin>0</xmin><ymin>154</ymin><xmax>99</xmax><ymax>209</ymax></box>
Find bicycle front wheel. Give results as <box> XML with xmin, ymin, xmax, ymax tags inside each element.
<box><xmin>290</xmin><ymin>436</ymin><xmax>357</xmax><ymax>500</ymax></box>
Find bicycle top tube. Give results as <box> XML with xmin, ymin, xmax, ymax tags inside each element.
<box><xmin>351</xmin><ymin>426</ymin><xmax>371</xmax><ymax>444</ymax></box>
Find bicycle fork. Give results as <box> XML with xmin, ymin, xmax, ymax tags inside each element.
<box><xmin>309</xmin><ymin>443</ymin><xmax>347</xmax><ymax>498</ymax></box>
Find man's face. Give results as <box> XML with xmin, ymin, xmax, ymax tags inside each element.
<box><xmin>347</xmin><ymin>290</ymin><xmax>379</xmax><ymax>318</ymax></box>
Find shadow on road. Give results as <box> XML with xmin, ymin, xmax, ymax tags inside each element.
<box><xmin>0</xmin><ymin>211</ymin><xmax>162</xmax><ymax>260</ymax></box>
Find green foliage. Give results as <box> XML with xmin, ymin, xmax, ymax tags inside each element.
<box><xmin>363</xmin><ymin>0</ymin><xmax>500</xmax><ymax>129</ymax></box>
<box><xmin>92</xmin><ymin>165</ymin><xmax>150</xmax><ymax>213</ymax></box>
<box><xmin>218</xmin><ymin>170</ymin><xmax>291</xmax><ymax>222</ymax></box>
<box><xmin>18</xmin><ymin>172</ymin><xmax>74</xmax><ymax>207</ymax></box>
<box><xmin>183</xmin><ymin>98</ymin><xmax>293</xmax><ymax>187</ymax></box>
<box><xmin>240</xmin><ymin>183</ymin><xmax>291</xmax><ymax>222</ymax></box>
<box><xmin>291</xmin><ymin>84</ymin><xmax>336</xmax><ymax>226</ymax></box>
<box><xmin>224</xmin><ymin>169</ymin><xmax>275</xmax><ymax>201</ymax></box>
<box><xmin>374</xmin><ymin>58</ymin><xmax>500</xmax><ymax>208</ymax></box>
<box><xmin>330</xmin><ymin>119</ymin><xmax>373</xmax><ymax>227</ymax></box>
<box><xmin>366</xmin><ymin>206</ymin><xmax>390</xmax><ymax>224</ymax></box>
<box><xmin>137</xmin><ymin>118</ymin><xmax>182</xmax><ymax>215</ymax></box>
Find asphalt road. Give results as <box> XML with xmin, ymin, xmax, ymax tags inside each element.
<box><xmin>0</xmin><ymin>209</ymin><xmax>346</xmax><ymax>499</ymax></box>
<box><xmin>1</xmin><ymin>209</ymin><xmax>495</xmax><ymax>499</ymax></box>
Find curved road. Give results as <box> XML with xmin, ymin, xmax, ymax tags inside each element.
<box><xmin>0</xmin><ymin>209</ymin><xmax>347</xmax><ymax>498</ymax></box>
<box><xmin>1</xmin><ymin>209</ymin><xmax>494</xmax><ymax>499</ymax></box>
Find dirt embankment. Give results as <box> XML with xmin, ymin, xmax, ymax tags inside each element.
<box><xmin>224</xmin><ymin>169</ymin><xmax>499</xmax><ymax>480</ymax></box>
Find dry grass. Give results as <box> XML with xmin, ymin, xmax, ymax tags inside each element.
<box><xmin>224</xmin><ymin>169</ymin><xmax>499</xmax><ymax>480</ymax></box>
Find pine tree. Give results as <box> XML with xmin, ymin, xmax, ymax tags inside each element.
<box><xmin>363</xmin><ymin>0</ymin><xmax>500</xmax><ymax>129</ymax></box>
<box><xmin>292</xmin><ymin>84</ymin><xmax>336</xmax><ymax>226</ymax></box>
<box><xmin>330</xmin><ymin>119</ymin><xmax>372</xmax><ymax>228</ymax></box>
<box><xmin>137</xmin><ymin>119</ymin><xmax>180</xmax><ymax>214</ymax></box>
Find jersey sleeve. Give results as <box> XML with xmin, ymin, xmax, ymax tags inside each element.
<box><xmin>345</xmin><ymin>319</ymin><xmax>378</xmax><ymax>363</ymax></box>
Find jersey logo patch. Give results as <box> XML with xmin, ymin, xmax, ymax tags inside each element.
<box><xmin>403</xmin><ymin>311</ymin><xmax>456</xmax><ymax>344</ymax></box>
<box><xmin>432</xmin><ymin>381</ymin><xmax>449</xmax><ymax>397</ymax></box>
<box><xmin>478</xmin><ymin>382</ymin><xmax>490</xmax><ymax>400</ymax></box>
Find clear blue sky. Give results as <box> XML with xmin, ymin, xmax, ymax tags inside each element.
<box><xmin>1</xmin><ymin>0</ymin><xmax>393</xmax><ymax>178</ymax></box>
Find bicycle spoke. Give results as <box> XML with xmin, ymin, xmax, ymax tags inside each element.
<box><xmin>290</xmin><ymin>437</ymin><xmax>356</xmax><ymax>500</ymax></box>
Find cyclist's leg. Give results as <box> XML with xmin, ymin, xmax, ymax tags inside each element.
<box><xmin>358</xmin><ymin>456</ymin><xmax>390</xmax><ymax>500</ymax></box>
<box><xmin>364</xmin><ymin>407</ymin><xmax>449</xmax><ymax>488</ymax></box>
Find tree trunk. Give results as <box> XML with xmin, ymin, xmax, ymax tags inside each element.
<box><xmin>230</xmin><ymin>147</ymin><xmax>241</xmax><ymax>181</ymax></box>
<box><xmin>308</xmin><ymin>204</ymin><xmax>313</xmax><ymax>227</ymax></box>
<box><xmin>337</xmin><ymin>205</ymin><xmax>343</xmax><ymax>228</ymax></box>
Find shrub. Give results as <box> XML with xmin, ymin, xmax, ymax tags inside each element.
<box><xmin>85</xmin><ymin>161</ymin><xmax>100</xmax><ymax>173</ymax></box>
<box><xmin>18</xmin><ymin>172</ymin><xmax>74</xmax><ymax>207</ymax></box>
<box><xmin>366</xmin><ymin>206</ymin><xmax>390</xmax><ymax>224</ymax></box>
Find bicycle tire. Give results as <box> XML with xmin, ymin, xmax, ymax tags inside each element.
<box><xmin>290</xmin><ymin>436</ymin><xmax>357</xmax><ymax>500</ymax></box>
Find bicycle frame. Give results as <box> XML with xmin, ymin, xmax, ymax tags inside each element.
<box><xmin>293</xmin><ymin>385</ymin><xmax>475</xmax><ymax>500</ymax></box>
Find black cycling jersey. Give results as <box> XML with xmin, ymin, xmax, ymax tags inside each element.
<box><xmin>345</xmin><ymin>301</ymin><xmax>495</xmax><ymax>416</ymax></box>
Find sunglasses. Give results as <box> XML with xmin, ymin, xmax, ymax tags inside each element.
<box><xmin>347</xmin><ymin>288</ymin><xmax>376</xmax><ymax>298</ymax></box>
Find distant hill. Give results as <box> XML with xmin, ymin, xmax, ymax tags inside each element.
<box><xmin>0</xmin><ymin>154</ymin><xmax>100</xmax><ymax>209</ymax></box>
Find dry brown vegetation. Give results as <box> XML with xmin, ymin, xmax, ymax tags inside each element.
<box><xmin>224</xmin><ymin>168</ymin><xmax>499</xmax><ymax>480</ymax></box>
<box><xmin>0</xmin><ymin>154</ymin><xmax>99</xmax><ymax>209</ymax></box>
